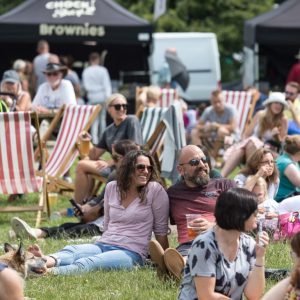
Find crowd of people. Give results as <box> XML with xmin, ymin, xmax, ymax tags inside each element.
<box><xmin>3</xmin><ymin>39</ymin><xmax>300</xmax><ymax>299</ymax></box>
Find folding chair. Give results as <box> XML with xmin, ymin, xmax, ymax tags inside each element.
<box><xmin>222</xmin><ymin>90</ymin><xmax>258</xmax><ymax>135</ymax></box>
<box><xmin>37</xmin><ymin>104</ymin><xmax>101</xmax><ymax>195</ymax></box>
<box><xmin>0</xmin><ymin>111</ymin><xmax>47</xmax><ymax>227</ymax></box>
<box><xmin>135</xmin><ymin>86</ymin><xmax>178</xmax><ymax>112</ymax></box>
<box><xmin>139</xmin><ymin>106</ymin><xmax>168</xmax><ymax>144</ymax></box>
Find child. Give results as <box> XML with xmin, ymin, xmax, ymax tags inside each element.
<box><xmin>246</xmin><ymin>176</ymin><xmax>279</xmax><ymax>231</ymax></box>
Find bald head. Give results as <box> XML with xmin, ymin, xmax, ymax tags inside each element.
<box><xmin>178</xmin><ymin>145</ymin><xmax>204</xmax><ymax>165</ymax></box>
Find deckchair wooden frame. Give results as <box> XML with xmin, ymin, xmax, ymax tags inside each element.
<box><xmin>36</xmin><ymin>104</ymin><xmax>101</xmax><ymax>196</ymax></box>
<box><xmin>0</xmin><ymin>111</ymin><xmax>48</xmax><ymax>227</ymax></box>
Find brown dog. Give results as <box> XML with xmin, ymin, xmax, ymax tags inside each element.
<box><xmin>0</xmin><ymin>243</ymin><xmax>47</xmax><ymax>278</ymax></box>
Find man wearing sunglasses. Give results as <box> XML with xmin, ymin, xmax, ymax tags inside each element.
<box><xmin>149</xmin><ymin>144</ymin><xmax>236</xmax><ymax>280</ymax></box>
<box><xmin>32</xmin><ymin>62</ymin><xmax>76</xmax><ymax>113</ymax></box>
<box><xmin>284</xmin><ymin>81</ymin><xmax>300</xmax><ymax>135</ymax></box>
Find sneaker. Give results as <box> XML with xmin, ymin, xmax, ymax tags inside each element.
<box><xmin>149</xmin><ymin>240</ymin><xmax>167</xmax><ymax>280</ymax></box>
<box><xmin>11</xmin><ymin>217</ymin><xmax>37</xmax><ymax>240</ymax></box>
<box><xmin>163</xmin><ymin>248</ymin><xmax>185</xmax><ymax>281</ymax></box>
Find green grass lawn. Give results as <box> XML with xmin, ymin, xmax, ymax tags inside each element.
<box><xmin>0</xmin><ymin>192</ymin><xmax>294</xmax><ymax>300</ymax></box>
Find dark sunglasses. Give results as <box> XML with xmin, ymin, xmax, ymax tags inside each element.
<box><xmin>112</xmin><ymin>154</ymin><xmax>122</xmax><ymax>162</ymax></box>
<box><xmin>285</xmin><ymin>91</ymin><xmax>296</xmax><ymax>96</ymax></box>
<box><xmin>46</xmin><ymin>72</ymin><xmax>59</xmax><ymax>77</ymax></box>
<box><xmin>179</xmin><ymin>157</ymin><xmax>208</xmax><ymax>166</ymax></box>
<box><xmin>135</xmin><ymin>164</ymin><xmax>153</xmax><ymax>172</ymax></box>
<box><xmin>110</xmin><ymin>104</ymin><xmax>128</xmax><ymax>111</ymax></box>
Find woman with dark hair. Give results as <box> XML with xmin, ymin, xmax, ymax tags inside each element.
<box><xmin>178</xmin><ymin>188</ymin><xmax>269</xmax><ymax>300</ymax></box>
<box><xmin>262</xmin><ymin>231</ymin><xmax>300</xmax><ymax>300</ymax></box>
<box><xmin>275</xmin><ymin>135</ymin><xmax>300</xmax><ymax>202</ymax></box>
<box><xmin>234</xmin><ymin>148</ymin><xmax>279</xmax><ymax>199</ymax></box>
<box><xmin>27</xmin><ymin>150</ymin><xmax>169</xmax><ymax>275</ymax></box>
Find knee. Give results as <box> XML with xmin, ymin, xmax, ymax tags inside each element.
<box><xmin>217</xmin><ymin>127</ymin><xmax>229</xmax><ymax>137</ymax></box>
<box><xmin>76</xmin><ymin>160</ymin><xmax>89</xmax><ymax>173</ymax></box>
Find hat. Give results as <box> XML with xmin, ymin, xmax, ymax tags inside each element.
<box><xmin>1</xmin><ymin>70</ymin><xmax>20</xmax><ymax>84</ymax></box>
<box><xmin>263</xmin><ymin>92</ymin><xmax>287</xmax><ymax>107</ymax></box>
<box><xmin>295</xmin><ymin>50</ymin><xmax>300</xmax><ymax>60</ymax></box>
<box><xmin>42</xmin><ymin>63</ymin><xmax>67</xmax><ymax>74</ymax></box>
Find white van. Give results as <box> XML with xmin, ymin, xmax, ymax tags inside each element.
<box><xmin>149</xmin><ymin>32</ymin><xmax>221</xmax><ymax>103</ymax></box>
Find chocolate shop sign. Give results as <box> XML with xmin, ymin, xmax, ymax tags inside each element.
<box><xmin>39</xmin><ymin>23</ymin><xmax>105</xmax><ymax>37</ymax></box>
<box><xmin>45</xmin><ymin>0</ymin><xmax>96</xmax><ymax>18</ymax></box>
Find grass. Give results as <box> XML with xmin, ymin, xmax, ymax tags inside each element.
<box><xmin>0</xmin><ymin>191</ymin><xmax>294</xmax><ymax>299</ymax></box>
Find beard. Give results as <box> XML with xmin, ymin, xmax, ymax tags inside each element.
<box><xmin>184</xmin><ymin>167</ymin><xmax>210</xmax><ymax>187</ymax></box>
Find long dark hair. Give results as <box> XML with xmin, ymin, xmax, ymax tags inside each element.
<box><xmin>116</xmin><ymin>150</ymin><xmax>161</xmax><ymax>203</ymax></box>
<box><xmin>290</xmin><ymin>232</ymin><xmax>300</xmax><ymax>289</ymax></box>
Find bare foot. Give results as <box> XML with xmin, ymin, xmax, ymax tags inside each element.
<box><xmin>27</xmin><ymin>244</ymin><xmax>43</xmax><ymax>257</ymax></box>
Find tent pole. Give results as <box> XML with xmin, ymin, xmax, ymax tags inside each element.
<box><xmin>254</xmin><ymin>43</ymin><xmax>259</xmax><ymax>89</ymax></box>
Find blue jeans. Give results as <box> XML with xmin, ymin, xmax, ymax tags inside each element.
<box><xmin>288</xmin><ymin>120</ymin><xmax>300</xmax><ymax>135</ymax></box>
<box><xmin>50</xmin><ymin>242</ymin><xmax>143</xmax><ymax>275</ymax></box>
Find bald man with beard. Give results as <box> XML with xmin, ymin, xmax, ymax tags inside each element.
<box><xmin>149</xmin><ymin>145</ymin><xmax>236</xmax><ymax>281</ymax></box>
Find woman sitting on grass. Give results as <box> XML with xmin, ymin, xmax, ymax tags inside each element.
<box><xmin>27</xmin><ymin>150</ymin><xmax>169</xmax><ymax>275</ymax></box>
<box><xmin>275</xmin><ymin>135</ymin><xmax>300</xmax><ymax>202</ymax></box>
<box><xmin>221</xmin><ymin>92</ymin><xmax>288</xmax><ymax>178</ymax></box>
<box><xmin>177</xmin><ymin>188</ymin><xmax>269</xmax><ymax>300</ymax></box>
<box><xmin>234</xmin><ymin>148</ymin><xmax>279</xmax><ymax>199</ymax></box>
<box><xmin>262</xmin><ymin>231</ymin><xmax>300</xmax><ymax>300</ymax></box>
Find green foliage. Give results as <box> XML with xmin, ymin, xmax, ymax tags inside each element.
<box><xmin>0</xmin><ymin>0</ymin><xmax>23</xmax><ymax>15</ymax></box>
<box><xmin>115</xmin><ymin>0</ymin><xmax>275</xmax><ymax>82</ymax></box>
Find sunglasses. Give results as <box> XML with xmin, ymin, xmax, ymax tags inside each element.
<box><xmin>179</xmin><ymin>157</ymin><xmax>208</xmax><ymax>166</ymax></box>
<box><xmin>112</xmin><ymin>154</ymin><xmax>123</xmax><ymax>162</ymax></box>
<box><xmin>135</xmin><ymin>164</ymin><xmax>153</xmax><ymax>172</ymax></box>
<box><xmin>285</xmin><ymin>91</ymin><xmax>296</xmax><ymax>96</ymax></box>
<box><xmin>110</xmin><ymin>104</ymin><xmax>128</xmax><ymax>111</ymax></box>
<box><xmin>46</xmin><ymin>72</ymin><xmax>59</xmax><ymax>77</ymax></box>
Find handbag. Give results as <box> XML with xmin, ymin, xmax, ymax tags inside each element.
<box><xmin>279</xmin><ymin>212</ymin><xmax>300</xmax><ymax>239</ymax></box>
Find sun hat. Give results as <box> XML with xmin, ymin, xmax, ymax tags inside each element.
<box><xmin>1</xmin><ymin>70</ymin><xmax>20</xmax><ymax>84</ymax></box>
<box><xmin>42</xmin><ymin>63</ymin><xmax>67</xmax><ymax>75</ymax></box>
<box><xmin>263</xmin><ymin>92</ymin><xmax>287</xmax><ymax>107</ymax></box>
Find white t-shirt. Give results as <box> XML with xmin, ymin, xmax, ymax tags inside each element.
<box><xmin>278</xmin><ymin>195</ymin><xmax>300</xmax><ymax>214</ymax></box>
<box><xmin>32</xmin><ymin>79</ymin><xmax>76</xmax><ymax>109</ymax></box>
<box><xmin>82</xmin><ymin>65</ymin><xmax>111</xmax><ymax>104</ymax></box>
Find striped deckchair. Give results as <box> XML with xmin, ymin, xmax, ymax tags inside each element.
<box><xmin>37</xmin><ymin>104</ymin><xmax>101</xmax><ymax>194</ymax></box>
<box><xmin>0</xmin><ymin>111</ymin><xmax>47</xmax><ymax>226</ymax></box>
<box><xmin>159</xmin><ymin>88</ymin><xmax>178</xmax><ymax>107</ymax></box>
<box><xmin>222</xmin><ymin>90</ymin><xmax>258</xmax><ymax>135</ymax></box>
<box><xmin>139</xmin><ymin>107</ymin><xmax>168</xmax><ymax>144</ymax></box>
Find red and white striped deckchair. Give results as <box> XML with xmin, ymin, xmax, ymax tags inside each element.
<box><xmin>0</xmin><ymin>111</ymin><xmax>47</xmax><ymax>226</ymax></box>
<box><xmin>222</xmin><ymin>90</ymin><xmax>258</xmax><ymax>135</ymax></box>
<box><xmin>41</xmin><ymin>104</ymin><xmax>101</xmax><ymax>194</ymax></box>
<box><xmin>159</xmin><ymin>88</ymin><xmax>178</xmax><ymax>107</ymax></box>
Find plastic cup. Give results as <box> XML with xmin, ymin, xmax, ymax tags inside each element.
<box><xmin>186</xmin><ymin>214</ymin><xmax>202</xmax><ymax>240</ymax></box>
<box><xmin>48</xmin><ymin>193</ymin><xmax>58</xmax><ymax>207</ymax></box>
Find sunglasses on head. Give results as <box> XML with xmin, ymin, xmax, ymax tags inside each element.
<box><xmin>110</xmin><ymin>104</ymin><xmax>128</xmax><ymax>111</ymax></box>
<box><xmin>135</xmin><ymin>164</ymin><xmax>153</xmax><ymax>172</ymax></box>
<box><xmin>179</xmin><ymin>157</ymin><xmax>208</xmax><ymax>166</ymax></box>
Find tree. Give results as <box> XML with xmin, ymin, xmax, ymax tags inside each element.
<box><xmin>115</xmin><ymin>0</ymin><xmax>275</xmax><ymax>82</ymax></box>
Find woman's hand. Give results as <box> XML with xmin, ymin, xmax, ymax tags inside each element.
<box><xmin>256</xmin><ymin>231</ymin><xmax>269</xmax><ymax>258</ymax></box>
<box><xmin>257</xmin><ymin>165</ymin><xmax>269</xmax><ymax>178</ymax></box>
<box><xmin>94</xmin><ymin>160</ymin><xmax>109</xmax><ymax>171</ymax></box>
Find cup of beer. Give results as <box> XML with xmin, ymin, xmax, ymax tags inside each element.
<box><xmin>186</xmin><ymin>214</ymin><xmax>202</xmax><ymax>240</ymax></box>
<box><xmin>78</xmin><ymin>132</ymin><xmax>91</xmax><ymax>158</ymax></box>
<box><xmin>48</xmin><ymin>192</ymin><xmax>58</xmax><ymax>207</ymax></box>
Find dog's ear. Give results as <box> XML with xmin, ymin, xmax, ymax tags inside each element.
<box><xmin>4</xmin><ymin>242</ymin><xmax>16</xmax><ymax>252</ymax></box>
<box><xmin>15</xmin><ymin>242</ymin><xmax>25</xmax><ymax>261</ymax></box>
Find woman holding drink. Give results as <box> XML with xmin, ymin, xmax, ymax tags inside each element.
<box><xmin>74</xmin><ymin>93</ymin><xmax>143</xmax><ymax>203</ymax></box>
<box><xmin>26</xmin><ymin>150</ymin><xmax>169</xmax><ymax>275</ymax></box>
<box><xmin>178</xmin><ymin>188</ymin><xmax>269</xmax><ymax>300</ymax></box>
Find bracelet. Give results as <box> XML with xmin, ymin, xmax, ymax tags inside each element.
<box><xmin>254</xmin><ymin>264</ymin><xmax>264</xmax><ymax>267</ymax></box>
